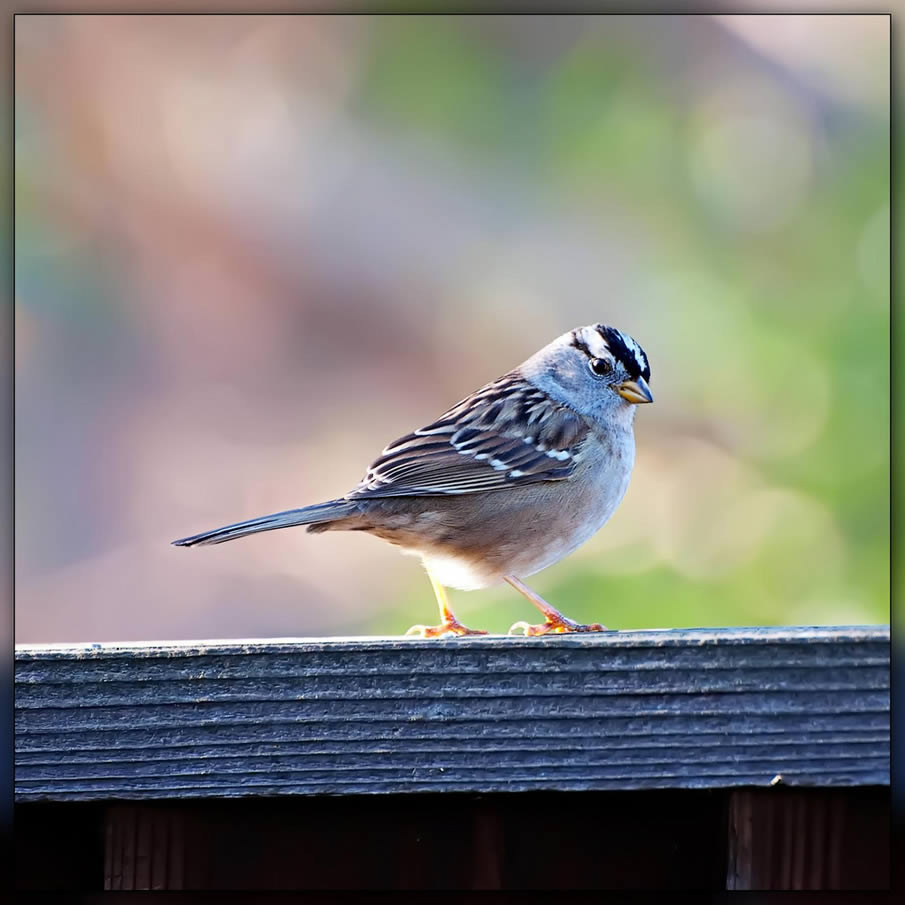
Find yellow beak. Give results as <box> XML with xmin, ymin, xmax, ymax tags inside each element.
<box><xmin>616</xmin><ymin>377</ymin><xmax>653</xmax><ymax>404</ymax></box>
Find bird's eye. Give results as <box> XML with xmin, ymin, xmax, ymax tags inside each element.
<box><xmin>588</xmin><ymin>357</ymin><xmax>612</xmax><ymax>377</ymax></box>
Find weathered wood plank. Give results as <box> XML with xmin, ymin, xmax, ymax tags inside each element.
<box><xmin>15</xmin><ymin>626</ymin><xmax>889</xmax><ymax>801</ymax></box>
<box><xmin>18</xmin><ymin>733</ymin><xmax>888</xmax><ymax>765</ymax></box>
<box><xmin>17</xmin><ymin>713</ymin><xmax>890</xmax><ymax>754</ymax></box>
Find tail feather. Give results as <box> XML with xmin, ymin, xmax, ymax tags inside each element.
<box><xmin>172</xmin><ymin>499</ymin><xmax>357</xmax><ymax>547</ymax></box>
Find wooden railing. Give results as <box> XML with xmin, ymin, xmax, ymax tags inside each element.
<box><xmin>15</xmin><ymin>625</ymin><xmax>890</xmax><ymax>890</ymax></box>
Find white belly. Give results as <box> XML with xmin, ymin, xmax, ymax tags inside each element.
<box><xmin>421</xmin><ymin>552</ymin><xmax>495</xmax><ymax>591</ymax></box>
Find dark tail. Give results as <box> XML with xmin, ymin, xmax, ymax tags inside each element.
<box><xmin>172</xmin><ymin>499</ymin><xmax>358</xmax><ymax>547</ymax></box>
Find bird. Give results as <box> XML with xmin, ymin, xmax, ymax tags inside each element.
<box><xmin>173</xmin><ymin>323</ymin><xmax>653</xmax><ymax>636</ymax></box>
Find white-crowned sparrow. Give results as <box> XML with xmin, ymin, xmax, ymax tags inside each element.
<box><xmin>173</xmin><ymin>323</ymin><xmax>652</xmax><ymax>636</ymax></box>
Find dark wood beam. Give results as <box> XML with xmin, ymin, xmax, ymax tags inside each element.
<box><xmin>15</xmin><ymin>626</ymin><xmax>889</xmax><ymax>801</ymax></box>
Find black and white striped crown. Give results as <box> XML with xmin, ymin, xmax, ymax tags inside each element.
<box><xmin>571</xmin><ymin>324</ymin><xmax>650</xmax><ymax>382</ymax></box>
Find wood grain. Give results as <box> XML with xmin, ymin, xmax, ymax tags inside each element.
<box><xmin>15</xmin><ymin>626</ymin><xmax>889</xmax><ymax>801</ymax></box>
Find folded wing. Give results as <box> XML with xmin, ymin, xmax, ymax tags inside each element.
<box><xmin>348</xmin><ymin>373</ymin><xmax>589</xmax><ymax>499</ymax></box>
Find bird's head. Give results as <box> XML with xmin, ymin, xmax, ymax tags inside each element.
<box><xmin>522</xmin><ymin>323</ymin><xmax>653</xmax><ymax>423</ymax></box>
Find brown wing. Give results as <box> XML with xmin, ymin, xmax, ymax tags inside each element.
<box><xmin>347</xmin><ymin>373</ymin><xmax>590</xmax><ymax>499</ymax></box>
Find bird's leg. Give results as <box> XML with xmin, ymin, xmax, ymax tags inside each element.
<box><xmin>405</xmin><ymin>571</ymin><xmax>488</xmax><ymax>638</ymax></box>
<box><xmin>505</xmin><ymin>575</ymin><xmax>607</xmax><ymax>636</ymax></box>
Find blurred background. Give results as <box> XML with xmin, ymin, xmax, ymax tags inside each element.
<box><xmin>14</xmin><ymin>14</ymin><xmax>889</xmax><ymax>642</ymax></box>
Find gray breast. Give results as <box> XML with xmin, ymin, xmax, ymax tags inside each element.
<box><xmin>413</xmin><ymin>425</ymin><xmax>636</xmax><ymax>588</ymax></box>
<box><xmin>502</xmin><ymin>427</ymin><xmax>635</xmax><ymax>579</ymax></box>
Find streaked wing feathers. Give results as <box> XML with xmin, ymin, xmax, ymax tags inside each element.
<box><xmin>347</xmin><ymin>373</ymin><xmax>589</xmax><ymax>498</ymax></box>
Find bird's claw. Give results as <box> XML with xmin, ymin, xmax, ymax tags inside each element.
<box><xmin>405</xmin><ymin>620</ymin><xmax>488</xmax><ymax>638</ymax></box>
<box><xmin>508</xmin><ymin>616</ymin><xmax>608</xmax><ymax>636</ymax></box>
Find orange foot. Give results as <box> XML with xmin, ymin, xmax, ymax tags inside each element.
<box><xmin>509</xmin><ymin>614</ymin><xmax>608</xmax><ymax>636</ymax></box>
<box><xmin>405</xmin><ymin>617</ymin><xmax>488</xmax><ymax>638</ymax></box>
